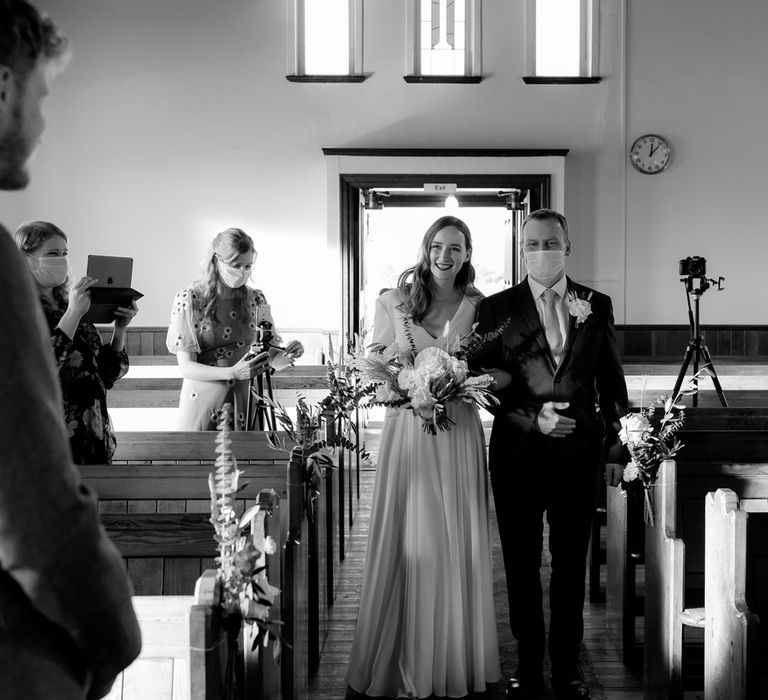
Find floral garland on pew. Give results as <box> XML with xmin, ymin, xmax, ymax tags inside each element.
<box><xmin>617</xmin><ymin>367</ymin><xmax>712</xmax><ymax>525</ymax></box>
<box><xmin>208</xmin><ymin>403</ymin><xmax>282</xmax><ymax>700</ymax></box>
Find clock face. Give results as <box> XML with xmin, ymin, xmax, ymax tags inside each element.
<box><xmin>630</xmin><ymin>134</ymin><xmax>671</xmax><ymax>174</ymax></box>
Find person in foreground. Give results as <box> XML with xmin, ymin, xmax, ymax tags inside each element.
<box><xmin>346</xmin><ymin>216</ymin><xmax>501</xmax><ymax>698</ymax></box>
<box><xmin>166</xmin><ymin>227</ymin><xmax>303</xmax><ymax>430</ymax></box>
<box><xmin>14</xmin><ymin>221</ymin><xmax>138</xmax><ymax>464</ymax></box>
<box><xmin>0</xmin><ymin>2</ymin><xmax>141</xmax><ymax>698</ymax></box>
<box><xmin>471</xmin><ymin>209</ymin><xmax>628</xmax><ymax>700</ymax></box>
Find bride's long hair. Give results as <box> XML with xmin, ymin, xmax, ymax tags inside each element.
<box><xmin>396</xmin><ymin>216</ymin><xmax>479</xmax><ymax>322</ymax></box>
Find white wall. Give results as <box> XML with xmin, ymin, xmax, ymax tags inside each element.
<box><xmin>625</xmin><ymin>0</ymin><xmax>768</xmax><ymax>324</ymax></box>
<box><xmin>2</xmin><ymin>0</ymin><xmax>764</xmax><ymax>327</ymax></box>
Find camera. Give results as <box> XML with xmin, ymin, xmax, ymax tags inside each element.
<box><xmin>254</xmin><ymin>321</ymin><xmax>274</xmax><ymax>353</ymax></box>
<box><xmin>679</xmin><ymin>255</ymin><xmax>707</xmax><ymax>277</ymax></box>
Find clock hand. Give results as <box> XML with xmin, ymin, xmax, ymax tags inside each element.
<box><xmin>649</xmin><ymin>142</ymin><xmax>660</xmax><ymax>157</ymax></box>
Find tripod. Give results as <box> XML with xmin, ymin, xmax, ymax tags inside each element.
<box><xmin>245</xmin><ymin>363</ymin><xmax>277</xmax><ymax>431</ymax></box>
<box><xmin>670</xmin><ymin>277</ymin><xmax>727</xmax><ymax>407</ymax></box>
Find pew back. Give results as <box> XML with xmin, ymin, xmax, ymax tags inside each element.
<box><xmin>704</xmin><ymin>489</ymin><xmax>761</xmax><ymax>700</ymax></box>
<box><xmin>83</xmin><ymin>431</ymin><xmax>293</xmax><ymax>595</ymax></box>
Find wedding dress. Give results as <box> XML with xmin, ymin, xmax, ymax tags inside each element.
<box><xmin>346</xmin><ymin>289</ymin><xmax>500</xmax><ymax>698</ymax></box>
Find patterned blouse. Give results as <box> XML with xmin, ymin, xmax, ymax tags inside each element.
<box><xmin>165</xmin><ymin>286</ymin><xmax>279</xmax><ymax>363</ymax></box>
<box><xmin>42</xmin><ymin>305</ymin><xmax>129</xmax><ymax>464</ymax></box>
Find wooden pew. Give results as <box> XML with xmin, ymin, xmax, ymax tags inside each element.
<box><xmin>642</xmin><ymin>416</ymin><xmax>768</xmax><ymax>700</ymax></box>
<box><xmin>104</xmin><ymin>595</ymin><xmax>194</xmax><ymax>700</ymax></box>
<box><xmin>606</xmin><ymin>408</ymin><xmax>768</xmax><ymax>672</ymax></box>
<box><xmin>704</xmin><ymin>488</ymin><xmax>762</xmax><ymax>700</ymax></box>
<box><xmin>84</xmin><ymin>431</ymin><xmax>294</xmax><ymax>596</ymax></box>
<box><xmin>109</xmin><ymin>365</ymin><xmax>330</xmax><ymax>409</ymax></box>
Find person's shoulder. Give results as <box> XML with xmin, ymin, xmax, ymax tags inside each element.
<box><xmin>480</xmin><ymin>284</ymin><xmax>521</xmax><ymax>307</ymax></box>
<box><xmin>377</xmin><ymin>288</ymin><xmax>404</xmax><ymax>309</ymax></box>
<box><xmin>247</xmin><ymin>287</ymin><xmax>268</xmax><ymax>305</ymax></box>
<box><xmin>464</xmin><ymin>286</ymin><xmax>484</xmax><ymax>309</ymax></box>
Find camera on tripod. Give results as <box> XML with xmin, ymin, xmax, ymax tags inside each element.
<box><xmin>254</xmin><ymin>320</ymin><xmax>274</xmax><ymax>353</ymax></box>
<box><xmin>678</xmin><ymin>255</ymin><xmax>725</xmax><ymax>295</ymax></box>
<box><xmin>679</xmin><ymin>255</ymin><xmax>707</xmax><ymax>277</ymax></box>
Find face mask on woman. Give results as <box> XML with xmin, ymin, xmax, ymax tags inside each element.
<box><xmin>27</xmin><ymin>255</ymin><xmax>69</xmax><ymax>288</ymax></box>
<box><xmin>524</xmin><ymin>250</ymin><xmax>565</xmax><ymax>285</ymax></box>
<box><xmin>217</xmin><ymin>261</ymin><xmax>251</xmax><ymax>289</ymax></box>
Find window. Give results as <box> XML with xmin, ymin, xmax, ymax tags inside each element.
<box><xmin>524</xmin><ymin>0</ymin><xmax>600</xmax><ymax>83</ymax></box>
<box><xmin>406</xmin><ymin>0</ymin><xmax>482</xmax><ymax>82</ymax></box>
<box><xmin>287</xmin><ymin>0</ymin><xmax>365</xmax><ymax>82</ymax></box>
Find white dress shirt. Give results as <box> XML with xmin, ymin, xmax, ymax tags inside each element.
<box><xmin>527</xmin><ymin>275</ymin><xmax>569</xmax><ymax>364</ymax></box>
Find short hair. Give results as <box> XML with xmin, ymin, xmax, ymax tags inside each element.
<box><xmin>522</xmin><ymin>208</ymin><xmax>569</xmax><ymax>241</ymax></box>
<box><xmin>0</xmin><ymin>0</ymin><xmax>69</xmax><ymax>79</ymax></box>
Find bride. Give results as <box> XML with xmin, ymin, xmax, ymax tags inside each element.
<box><xmin>346</xmin><ymin>216</ymin><xmax>501</xmax><ymax>698</ymax></box>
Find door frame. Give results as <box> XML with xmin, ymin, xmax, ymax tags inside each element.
<box><xmin>339</xmin><ymin>172</ymin><xmax>553</xmax><ymax>348</ymax></box>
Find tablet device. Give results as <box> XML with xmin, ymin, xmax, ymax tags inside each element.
<box><xmin>82</xmin><ymin>255</ymin><xmax>143</xmax><ymax>324</ymax></box>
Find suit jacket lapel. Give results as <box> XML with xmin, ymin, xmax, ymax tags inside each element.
<box><xmin>518</xmin><ymin>280</ymin><xmax>557</xmax><ymax>374</ymax></box>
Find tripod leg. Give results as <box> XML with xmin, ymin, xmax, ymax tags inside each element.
<box><xmin>699</xmin><ymin>345</ymin><xmax>728</xmax><ymax>408</ymax></box>
<box><xmin>672</xmin><ymin>343</ymin><xmax>696</xmax><ymax>401</ymax></box>
<box><xmin>263</xmin><ymin>372</ymin><xmax>276</xmax><ymax>431</ymax></box>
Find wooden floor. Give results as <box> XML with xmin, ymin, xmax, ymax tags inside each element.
<box><xmin>307</xmin><ymin>424</ymin><xmax>704</xmax><ymax>700</ymax></box>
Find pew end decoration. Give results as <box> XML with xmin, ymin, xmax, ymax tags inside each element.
<box><xmin>208</xmin><ymin>404</ymin><xmax>282</xmax><ymax>699</ymax></box>
<box><xmin>618</xmin><ymin>368</ymin><xmax>711</xmax><ymax>525</ymax></box>
<box><xmin>353</xmin><ymin>320</ymin><xmax>508</xmax><ymax>435</ymax></box>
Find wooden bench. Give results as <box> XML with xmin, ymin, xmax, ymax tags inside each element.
<box><xmin>105</xmin><ymin>499</ymin><xmax>288</xmax><ymax>700</ymax></box>
<box><xmin>643</xmin><ymin>450</ymin><xmax>768</xmax><ymax>699</ymax></box>
<box><xmin>84</xmin><ymin>433</ymin><xmax>329</xmax><ymax>699</ymax></box>
<box><xmin>606</xmin><ymin>408</ymin><xmax>768</xmax><ymax>669</ymax></box>
<box><xmin>704</xmin><ymin>488</ymin><xmax>762</xmax><ymax>699</ymax></box>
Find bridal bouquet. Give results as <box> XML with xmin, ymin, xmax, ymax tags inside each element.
<box><xmin>354</xmin><ymin>320</ymin><xmax>507</xmax><ymax>435</ymax></box>
<box><xmin>618</xmin><ymin>368</ymin><xmax>711</xmax><ymax>524</ymax></box>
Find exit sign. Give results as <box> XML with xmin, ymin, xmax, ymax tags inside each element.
<box><xmin>423</xmin><ymin>183</ymin><xmax>457</xmax><ymax>194</ymax></box>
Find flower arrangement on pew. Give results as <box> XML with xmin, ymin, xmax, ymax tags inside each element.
<box><xmin>209</xmin><ymin>404</ymin><xmax>282</xmax><ymax>699</ymax></box>
<box><xmin>262</xmin><ymin>389</ymin><xmax>371</xmax><ymax>521</ymax></box>
<box><xmin>618</xmin><ymin>368</ymin><xmax>711</xmax><ymax>525</ymax></box>
<box><xmin>353</xmin><ymin>319</ymin><xmax>509</xmax><ymax>435</ymax></box>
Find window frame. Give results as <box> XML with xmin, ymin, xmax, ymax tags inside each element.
<box><xmin>523</xmin><ymin>0</ymin><xmax>601</xmax><ymax>84</ymax></box>
<box><xmin>404</xmin><ymin>0</ymin><xmax>483</xmax><ymax>83</ymax></box>
<box><xmin>286</xmin><ymin>0</ymin><xmax>367</xmax><ymax>83</ymax></box>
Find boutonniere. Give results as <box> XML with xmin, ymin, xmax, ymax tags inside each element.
<box><xmin>567</xmin><ymin>290</ymin><xmax>593</xmax><ymax>327</ymax></box>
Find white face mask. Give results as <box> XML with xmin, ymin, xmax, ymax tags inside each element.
<box><xmin>27</xmin><ymin>255</ymin><xmax>69</xmax><ymax>288</ymax></box>
<box><xmin>524</xmin><ymin>250</ymin><xmax>566</xmax><ymax>285</ymax></box>
<box><xmin>217</xmin><ymin>261</ymin><xmax>251</xmax><ymax>289</ymax></box>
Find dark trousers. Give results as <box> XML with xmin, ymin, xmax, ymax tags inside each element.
<box><xmin>490</xmin><ymin>435</ymin><xmax>600</xmax><ymax>679</ymax></box>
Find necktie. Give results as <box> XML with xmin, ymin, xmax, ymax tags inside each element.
<box><xmin>542</xmin><ymin>288</ymin><xmax>563</xmax><ymax>357</ymax></box>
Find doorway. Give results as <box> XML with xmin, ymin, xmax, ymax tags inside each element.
<box><xmin>339</xmin><ymin>173</ymin><xmax>552</xmax><ymax>351</ymax></box>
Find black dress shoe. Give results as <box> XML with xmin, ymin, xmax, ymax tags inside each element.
<box><xmin>551</xmin><ymin>678</ymin><xmax>591</xmax><ymax>699</ymax></box>
<box><xmin>505</xmin><ymin>674</ymin><xmax>545</xmax><ymax>698</ymax></box>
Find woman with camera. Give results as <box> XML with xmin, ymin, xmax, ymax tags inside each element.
<box><xmin>166</xmin><ymin>228</ymin><xmax>303</xmax><ymax>430</ymax></box>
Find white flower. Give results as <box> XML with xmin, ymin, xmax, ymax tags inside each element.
<box><xmin>623</xmin><ymin>461</ymin><xmax>641</xmax><ymax>482</ymax></box>
<box><xmin>409</xmin><ymin>386</ymin><xmax>436</xmax><ymax>412</ymax></box>
<box><xmin>398</xmin><ymin>368</ymin><xmax>416</xmax><ymax>390</ymax></box>
<box><xmin>567</xmin><ymin>293</ymin><xmax>593</xmax><ymax>327</ymax></box>
<box><xmin>262</xmin><ymin>535</ymin><xmax>277</xmax><ymax>556</ymax></box>
<box><xmin>619</xmin><ymin>413</ymin><xmax>651</xmax><ymax>446</ymax></box>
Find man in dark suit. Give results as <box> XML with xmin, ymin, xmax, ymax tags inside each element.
<box><xmin>472</xmin><ymin>209</ymin><xmax>628</xmax><ymax>699</ymax></box>
<box><xmin>0</xmin><ymin>2</ymin><xmax>141</xmax><ymax>697</ymax></box>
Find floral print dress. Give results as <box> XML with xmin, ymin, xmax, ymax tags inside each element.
<box><xmin>43</xmin><ymin>306</ymin><xmax>129</xmax><ymax>465</ymax></box>
<box><xmin>166</xmin><ymin>286</ymin><xmax>279</xmax><ymax>430</ymax></box>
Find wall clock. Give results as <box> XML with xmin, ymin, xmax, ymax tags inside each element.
<box><xmin>629</xmin><ymin>134</ymin><xmax>671</xmax><ymax>174</ymax></box>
